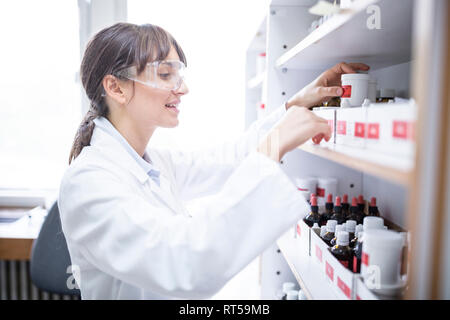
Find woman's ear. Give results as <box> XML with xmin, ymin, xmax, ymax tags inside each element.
<box><xmin>103</xmin><ymin>75</ymin><xmax>128</xmax><ymax>105</ymax></box>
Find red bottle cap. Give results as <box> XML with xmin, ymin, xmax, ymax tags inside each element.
<box><xmin>370</xmin><ymin>197</ymin><xmax>377</xmax><ymax>206</ymax></box>
<box><xmin>343</xmin><ymin>194</ymin><xmax>348</xmax><ymax>203</ymax></box>
<box><xmin>358</xmin><ymin>195</ymin><xmax>364</xmax><ymax>204</ymax></box>
<box><xmin>335</xmin><ymin>196</ymin><xmax>341</xmax><ymax>206</ymax></box>
<box><xmin>352</xmin><ymin>197</ymin><xmax>358</xmax><ymax>206</ymax></box>
<box><xmin>311</xmin><ymin>196</ymin><xmax>318</xmax><ymax>206</ymax></box>
<box><xmin>326</xmin><ymin>194</ymin><xmax>333</xmax><ymax>203</ymax></box>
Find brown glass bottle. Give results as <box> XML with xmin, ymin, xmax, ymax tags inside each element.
<box><xmin>331</xmin><ymin>231</ymin><xmax>353</xmax><ymax>270</ymax></box>
<box><xmin>350</xmin><ymin>225</ymin><xmax>363</xmax><ymax>248</ymax></box>
<box><xmin>320</xmin><ymin>193</ymin><xmax>334</xmax><ymax>226</ymax></box>
<box><xmin>368</xmin><ymin>197</ymin><xmax>380</xmax><ymax>217</ymax></box>
<box><xmin>321</xmin><ymin>220</ymin><xmax>337</xmax><ymax>246</ymax></box>
<box><xmin>330</xmin><ymin>224</ymin><xmax>345</xmax><ymax>247</ymax></box>
<box><xmin>348</xmin><ymin>197</ymin><xmax>365</xmax><ymax>225</ymax></box>
<box><xmin>303</xmin><ymin>195</ymin><xmax>321</xmax><ymax>227</ymax></box>
<box><xmin>342</xmin><ymin>194</ymin><xmax>350</xmax><ymax>218</ymax></box>
<box><xmin>357</xmin><ymin>195</ymin><xmax>366</xmax><ymax>215</ymax></box>
<box><xmin>329</xmin><ymin>196</ymin><xmax>346</xmax><ymax>224</ymax></box>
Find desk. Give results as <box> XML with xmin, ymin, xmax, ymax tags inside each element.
<box><xmin>0</xmin><ymin>207</ymin><xmax>46</xmax><ymax>260</ymax></box>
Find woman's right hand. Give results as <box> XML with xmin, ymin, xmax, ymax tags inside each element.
<box><xmin>257</xmin><ymin>106</ymin><xmax>332</xmax><ymax>162</ymax></box>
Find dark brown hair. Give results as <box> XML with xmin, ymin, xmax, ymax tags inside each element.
<box><xmin>68</xmin><ymin>22</ymin><xmax>186</xmax><ymax>164</ymax></box>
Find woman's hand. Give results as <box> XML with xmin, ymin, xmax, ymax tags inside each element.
<box><xmin>286</xmin><ymin>62</ymin><xmax>370</xmax><ymax>109</ymax></box>
<box><xmin>257</xmin><ymin>106</ymin><xmax>332</xmax><ymax>162</ymax></box>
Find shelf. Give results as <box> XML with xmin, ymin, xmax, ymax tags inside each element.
<box><xmin>247</xmin><ymin>71</ymin><xmax>266</xmax><ymax>89</ymax></box>
<box><xmin>276</xmin><ymin>0</ymin><xmax>413</xmax><ymax>71</ymax></box>
<box><xmin>277</xmin><ymin>230</ymin><xmax>338</xmax><ymax>300</ymax></box>
<box><xmin>297</xmin><ymin>144</ymin><xmax>413</xmax><ymax>186</ymax></box>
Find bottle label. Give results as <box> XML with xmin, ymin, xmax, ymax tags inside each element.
<box><xmin>315</xmin><ymin>245</ymin><xmax>323</xmax><ymax>263</ymax></box>
<box><xmin>353</xmin><ymin>256</ymin><xmax>358</xmax><ymax>273</ymax></box>
<box><xmin>393</xmin><ymin>120</ymin><xmax>414</xmax><ymax>140</ymax></box>
<box><xmin>342</xmin><ymin>85</ymin><xmax>352</xmax><ymax>98</ymax></box>
<box><xmin>337</xmin><ymin>276</ymin><xmax>351</xmax><ymax>299</ymax></box>
<box><xmin>367</xmin><ymin>123</ymin><xmax>380</xmax><ymax>139</ymax></box>
<box><xmin>297</xmin><ymin>224</ymin><xmax>301</xmax><ymax>237</ymax></box>
<box><xmin>316</xmin><ymin>187</ymin><xmax>325</xmax><ymax>197</ymax></box>
<box><xmin>362</xmin><ymin>252</ymin><xmax>369</xmax><ymax>266</ymax></box>
<box><xmin>339</xmin><ymin>260</ymin><xmax>349</xmax><ymax>269</ymax></box>
<box><xmin>354</xmin><ymin>122</ymin><xmax>366</xmax><ymax>138</ymax></box>
<box><xmin>336</xmin><ymin>120</ymin><xmax>347</xmax><ymax>135</ymax></box>
<box><xmin>326</xmin><ymin>261</ymin><xmax>334</xmax><ymax>281</ymax></box>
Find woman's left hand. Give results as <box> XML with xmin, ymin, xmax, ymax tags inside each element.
<box><xmin>285</xmin><ymin>62</ymin><xmax>370</xmax><ymax>109</ymax></box>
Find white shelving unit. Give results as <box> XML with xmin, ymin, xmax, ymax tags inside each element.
<box><xmin>245</xmin><ymin>0</ymin><xmax>450</xmax><ymax>300</ymax></box>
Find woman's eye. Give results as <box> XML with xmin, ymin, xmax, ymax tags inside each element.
<box><xmin>159</xmin><ymin>73</ymin><xmax>171</xmax><ymax>79</ymax></box>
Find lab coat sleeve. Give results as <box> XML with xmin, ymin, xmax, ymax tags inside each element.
<box><xmin>58</xmin><ymin>151</ymin><xmax>309</xmax><ymax>299</ymax></box>
<box><xmin>166</xmin><ymin>104</ymin><xmax>287</xmax><ymax>201</ymax></box>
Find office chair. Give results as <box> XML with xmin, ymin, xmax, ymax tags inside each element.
<box><xmin>30</xmin><ymin>201</ymin><xmax>81</xmax><ymax>298</ymax></box>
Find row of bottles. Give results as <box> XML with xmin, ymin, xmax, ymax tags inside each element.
<box><xmin>276</xmin><ymin>282</ymin><xmax>308</xmax><ymax>300</ymax></box>
<box><xmin>303</xmin><ymin>193</ymin><xmax>379</xmax><ymax>228</ymax></box>
<box><xmin>303</xmin><ymin>194</ymin><xmax>408</xmax><ymax>276</ymax></box>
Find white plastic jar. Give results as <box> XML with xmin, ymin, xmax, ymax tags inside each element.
<box><xmin>341</xmin><ymin>73</ymin><xmax>370</xmax><ymax>107</ymax></box>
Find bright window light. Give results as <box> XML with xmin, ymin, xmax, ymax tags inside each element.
<box><xmin>0</xmin><ymin>1</ymin><xmax>81</xmax><ymax>190</ymax></box>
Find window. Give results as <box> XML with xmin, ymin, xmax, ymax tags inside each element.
<box><xmin>0</xmin><ymin>1</ymin><xmax>81</xmax><ymax>190</ymax></box>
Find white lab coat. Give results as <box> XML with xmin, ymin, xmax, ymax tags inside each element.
<box><xmin>58</xmin><ymin>104</ymin><xmax>309</xmax><ymax>300</ymax></box>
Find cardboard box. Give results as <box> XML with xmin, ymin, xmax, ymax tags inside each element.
<box><xmin>365</xmin><ymin>102</ymin><xmax>416</xmax><ymax>157</ymax></box>
<box><xmin>335</xmin><ymin>107</ymin><xmax>367</xmax><ymax>148</ymax></box>
<box><xmin>310</xmin><ymin>228</ymin><xmax>356</xmax><ymax>300</ymax></box>
<box><xmin>312</xmin><ymin>107</ymin><xmax>338</xmax><ymax>146</ymax></box>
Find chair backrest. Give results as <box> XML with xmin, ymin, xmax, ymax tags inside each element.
<box><xmin>30</xmin><ymin>201</ymin><xmax>81</xmax><ymax>297</ymax></box>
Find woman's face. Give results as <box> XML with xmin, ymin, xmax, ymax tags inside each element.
<box><xmin>124</xmin><ymin>46</ymin><xmax>189</xmax><ymax>130</ymax></box>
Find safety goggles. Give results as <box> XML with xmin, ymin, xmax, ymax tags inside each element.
<box><xmin>116</xmin><ymin>60</ymin><xmax>186</xmax><ymax>91</ymax></box>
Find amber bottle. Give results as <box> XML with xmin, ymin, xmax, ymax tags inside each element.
<box><xmin>342</xmin><ymin>194</ymin><xmax>350</xmax><ymax>218</ymax></box>
<box><xmin>331</xmin><ymin>231</ymin><xmax>353</xmax><ymax>270</ymax></box>
<box><xmin>321</xmin><ymin>220</ymin><xmax>337</xmax><ymax>246</ymax></box>
<box><xmin>320</xmin><ymin>193</ymin><xmax>334</xmax><ymax>226</ymax></box>
<box><xmin>329</xmin><ymin>196</ymin><xmax>346</xmax><ymax>224</ymax></box>
<box><xmin>303</xmin><ymin>195</ymin><xmax>321</xmax><ymax>227</ymax></box>
<box><xmin>357</xmin><ymin>195</ymin><xmax>366</xmax><ymax>215</ymax></box>
<box><xmin>368</xmin><ymin>197</ymin><xmax>380</xmax><ymax>217</ymax></box>
<box><xmin>347</xmin><ymin>197</ymin><xmax>365</xmax><ymax>225</ymax></box>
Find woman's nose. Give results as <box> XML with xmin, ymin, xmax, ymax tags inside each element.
<box><xmin>175</xmin><ymin>79</ymin><xmax>189</xmax><ymax>95</ymax></box>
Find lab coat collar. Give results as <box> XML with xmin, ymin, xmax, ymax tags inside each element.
<box><xmin>90</xmin><ymin>119</ymin><xmax>151</xmax><ymax>185</ymax></box>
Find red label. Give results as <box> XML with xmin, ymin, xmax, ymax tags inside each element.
<box><xmin>260</xmin><ymin>103</ymin><xmax>265</xmax><ymax>109</ymax></box>
<box><xmin>357</xmin><ymin>295</ymin><xmax>361</xmax><ymax>300</ymax></box>
<box><xmin>362</xmin><ymin>252</ymin><xmax>369</xmax><ymax>266</ymax></box>
<box><xmin>337</xmin><ymin>276</ymin><xmax>351</xmax><ymax>299</ymax></box>
<box><xmin>297</xmin><ymin>187</ymin><xmax>308</xmax><ymax>191</ymax></box>
<box><xmin>341</xmin><ymin>85</ymin><xmax>352</xmax><ymax>98</ymax></box>
<box><xmin>336</xmin><ymin>121</ymin><xmax>347</xmax><ymax>135</ymax></box>
<box><xmin>354</xmin><ymin>122</ymin><xmax>366</xmax><ymax>138</ymax></box>
<box><xmin>393</xmin><ymin>121</ymin><xmax>408</xmax><ymax>139</ymax></box>
<box><xmin>339</xmin><ymin>260</ymin><xmax>349</xmax><ymax>268</ymax></box>
<box><xmin>325</xmin><ymin>261</ymin><xmax>334</xmax><ymax>281</ymax></box>
<box><xmin>367</xmin><ymin>123</ymin><xmax>380</xmax><ymax>139</ymax></box>
<box><xmin>315</xmin><ymin>245</ymin><xmax>323</xmax><ymax>263</ymax></box>
<box><xmin>316</xmin><ymin>187</ymin><xmax>325</xmax><ymax>197</ymax></box>
<box><xmin>297</xmin><ymin>224</ymin><xmax>301</xmax><ymax>237</ymax></box>
<box><xmin>353</xmin><ymin>256</ymin><xmax>358</xmax><ymax>273</ymax></box>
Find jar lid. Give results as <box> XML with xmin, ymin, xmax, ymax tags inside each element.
<box><xmin>337</xmin><ymin>231</ymin><xmax>349</xmax><ymax>246</ymax></box>
<box><xmin>342</xmin><ymin>73</ymin><xmax>370</xmax><ymax>81</ymax></box>
<box><xmin>363</xmin><ymin>229</ymin><xmax>403</xmax><ymax>248</ymax></box>
<box><xmin>363</xmin><ymin>216</ymin><xmax>384</xmax><ymax>230</ymax></box>
<box><xmin>346</xmin><ymin>220</ymin><xmax>357</xmax><ymax>232</ymax></box>
<box><xmin>320</xmin><ymin>225</ymin><xmax>327</xmax><ymax>237</ymax></box>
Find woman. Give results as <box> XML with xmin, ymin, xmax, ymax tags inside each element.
<box><xmin>58</xmin><ymin>22</ymin><xmax>369</xmax><ymax>299</ymax></box>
